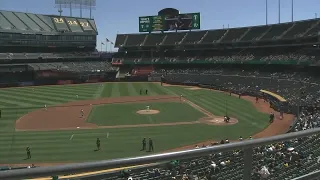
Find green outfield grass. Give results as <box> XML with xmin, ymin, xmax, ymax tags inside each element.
<box><xmin>87</xmin><ymin>102</ymin><xmax>205</xmax><ymax>126</ymax></box>
<box><xmin>0</xmin><ymin>82</ymin><xmax>270</xmax><ymax>163</ymax></box>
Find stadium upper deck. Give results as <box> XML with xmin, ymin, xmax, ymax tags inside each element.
<box><xmin>115</xmin><ymin>18</ymin><xmax>320</xmax><ymax>48</ymax></box>
<box><xmin>0</xmin><ymin>10</ymin><xmax>98</xmax><ymax>49</ymax></box>
<box><xmin>0</xmin><ymin>10</ymin><xmax>97</xmax><ymax>34</ymax></box>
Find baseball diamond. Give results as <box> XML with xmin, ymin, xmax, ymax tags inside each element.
<box><xmin>0</xmin><ymin>82</ymin><xmax>292</xmax><ymax>164</ymax></box>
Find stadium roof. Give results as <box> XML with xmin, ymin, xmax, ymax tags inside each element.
<box><xmin>0</xmin><ymin>10</ymin><xmax>98</xmax><ymax>35</ymax></box>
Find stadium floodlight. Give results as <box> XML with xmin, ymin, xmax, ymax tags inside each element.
<box><xmin>54</xmin><ymin>0</ymin><xmax>96</xmax><ymax>18</ymax></box>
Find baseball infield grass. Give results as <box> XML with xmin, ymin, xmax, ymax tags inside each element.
<box><xmin>87</xmin><ymin>102</ymin><xmax>205</xmax><ymax>126</ymax></box>
<box><xmin>0</xmin><ymin>82</ymin><xmax>270</xmax><ymax>163</ymax></box>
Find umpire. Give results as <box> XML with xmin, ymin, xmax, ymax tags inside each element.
<box><xmin>148</xmin><ymin>138</ymin><xmax>154</xmax><ymax>152</ymax></box>
<box><xmin>141</xmin><ymin>138</ymin><xmax>146</xmax><ymax>151</ymax></box>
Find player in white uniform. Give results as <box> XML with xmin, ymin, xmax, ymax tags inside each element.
<box><xmin>146</xmin><ymin>106</ymin><xmax>150</xmax><ymax>112</ymax></box>
<box><xmin>44</xmin><ymin>104</ymin><xmax>47</xmax><ymax>110</ymax></box>
<box><xmin>81</xmin><ymin>109</ymin><xmax>84</xmax><ymax>117</ymax></box>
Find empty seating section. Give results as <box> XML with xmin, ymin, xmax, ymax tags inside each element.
<box><xmin>305</xmin><ymin>23</ymin><xmax>320</xmax><ymax>36</ymax></box>
<box><xmin>144</xmin><ymin>34</ymin><xmax>165</xmax><ymax>46</ymax></box>
<box><xmin>162</xmin><ymin>32</ymin><xmax>186</xmax><ymax>45</ymax></box>
<box><xmin>261</xmin><ymin>23</ymin><xmax>292</xmax><ymax>40</ymax></box>
<box><xmin>241</xmin><ymin>26</ymin><xmax>269</xmax><ymax>41</ymax></box>
<box><xmin>182</xmin><ymin>31</ymin><xmax>206</xmax><ymax>44</ymax></box>
<box><xmin>78</xmin><ymin>19</ymin><xmax>94</xmax><ymax>31</ymax></box>
<box><xmin>115</xmin><ymin>34</ymin><xmax>127</xmax><ymax>47</ymax></box>
<box><xmin>199</xmin><ymin>30</ymin><xmax>226</xmax><ymax>43</ymax></box>
<box><xmin>26</xmin><ymin>13</ymin><xmax>52</xmax><ymax>32</ymax></box>
<box><xmin>283</xmin><ymin>20</ymin><xmax>317</xmax><ymax>38</ymax></box>
<box><xmin>0</xmin><ymin>11</ymin><xmax>28</xmax><ymax>30</ymax></box>
<box><xmin>65</xmin><ymin>17</ymin><xmax>83</xmax><ymax>32</ymax></box>
<box><xmin>0</xmin><ymin>13</ymin><xmax>13</xmax><ymax>30</ymax></box>
<box><xmin>221</xmin><ymin>28</ymin><xmax>248</xmax><ymax>42</ymax></box>
<box><xmin>88</xmin><ymin>20</ymin><xmax>97</xmax><ymax>32</ymax></box>
<box><xmin>14</xmin><ymin>12</ymin><xmax>41</xmax><ymax>32</ymax></box>
<box><xmin>36</xmin><ymin>15</ymin><xmax>55</xmax><ymax>30</ymax></box>
<box><xmin>126</xmin><ymin>34</ymin><xmax>146</xmax><ymax>46</ymax></box>
<box><xmin>116</xmin><ymin>19</ymin><xmax>320</xmax><ymax>47</ymax></box>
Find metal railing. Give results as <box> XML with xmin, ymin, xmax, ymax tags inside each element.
<box><xmin>1</xmin><ymin>128</ymin><xmax>320</xmax><ymax>180</ymax></box>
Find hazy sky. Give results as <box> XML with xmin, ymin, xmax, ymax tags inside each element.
<box><xmin>1</xmin><ymin>0</ymin><xmax>320</xmax><ymax>51</ymax></box>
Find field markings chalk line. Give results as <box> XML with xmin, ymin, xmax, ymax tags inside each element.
<box><xmin>69</xmin><ymin>134</ymin><xmax>74</xmax><ymax>140</ymax></box>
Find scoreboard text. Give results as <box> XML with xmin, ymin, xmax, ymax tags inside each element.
<box><xmin>139</xmin><ymin>13</ymin><xmax>200</xmax><ymax>32</ymax></box>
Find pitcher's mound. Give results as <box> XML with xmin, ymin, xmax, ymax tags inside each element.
<box><xmin>136</xmin><ymin>110</ymin><xmax>160</xmax><ymax>115</ymax></box>
<box><xmin>199</xmin><ymin>117</ymin><xmax>238</xmax><ymax>126</ymax></box>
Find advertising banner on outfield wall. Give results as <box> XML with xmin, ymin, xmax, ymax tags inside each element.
<box><xmin>57</xmin><ymin>80</ymin><xmax>74</xmax><ymax>85</ymax></box>
<box><xmin>85</xmin><ymin>79</ymin><xmax>100</xmax><ymax>83</ymax></box>
<box><xmin>19</xmin><ymin>81</ymin><xmax>35</xmax><ymax>87</ymax></box>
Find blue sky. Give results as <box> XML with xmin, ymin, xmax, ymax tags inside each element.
<box><xmin>1</xmin><ymin>0</ymin><xmax>319</xmax><ymax>51</ymax></box>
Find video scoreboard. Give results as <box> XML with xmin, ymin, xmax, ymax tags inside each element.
<box><xmin>139</xmin><ymin>13</ymin><xmax>200</xmax><ymax>32</ymax></box>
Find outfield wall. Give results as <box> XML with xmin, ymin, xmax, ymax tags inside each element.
<box><xmin>0</xmin><ymin>70</ymin><xmax>118</xmax><ymax>88</ymax></box>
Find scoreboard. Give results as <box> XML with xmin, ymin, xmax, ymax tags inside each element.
<box><xmin>139</xmin><ymin>13</ymin><xmax>200</xmax><ymax>32</ymax></box>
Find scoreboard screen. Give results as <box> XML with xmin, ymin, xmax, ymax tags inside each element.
<box><xmin>139</xmin><ymin>13</ymin><xmax>200</xmax><ymax>32</ymax></box>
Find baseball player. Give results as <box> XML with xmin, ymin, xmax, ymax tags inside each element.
<box><xmin>146</xmin><ymin>106</ymin><xmax>150</xmax><ymax>112</ymax></box>
<box><xmin>148</xmin><ymin>138</ymin><xmax>154</xmax><ymax>152</ymax></box>
<box><xmin>76</xmin><ymin>95</ymin><xmax>79</xmax><ymax>98</ymax></box>
<box><xmin>141</xmin><ymin>138</ymin><xmax>146</xmax><ymax>151</ymax></box>
<box><xmin>269</xmin><ymin>112</ymin><xmax>275</xmax><ymax>123</ymax></box>
<box><xmin>96</xmin><ymin>138</ymin><xmax>101</xmax><ymax>150</ymax></box>
<box><xmin>80</xmin><ymin>109</ymin><xmax>84</xmax><ymax>117</ymax></box>
<box><xmin>26</xmin><ymin>147</ymin><xmax>31</xmax><ymax>159</ymax></box>
<box><xmin>180</xmin><ymin>95</ymin><xmax>183</xmax><ymax>103</ymax></box>
<box><xmin>44</xmin><ymin>104</ymin><xmax>47</xmax><ymax>110</ymax></box>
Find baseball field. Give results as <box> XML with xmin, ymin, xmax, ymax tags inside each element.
<box><xmin>0</xmin><ymin>82</ymin><xmax>294</xmax><ymax>165</ymax></box>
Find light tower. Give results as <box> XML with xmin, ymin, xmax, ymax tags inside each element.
<box><xmin>55</xmin><ymin>0</ymin><xmax>96</xmax><ymax>18</ymax></box>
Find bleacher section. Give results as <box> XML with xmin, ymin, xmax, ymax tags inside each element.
<box><xmin>144</xmin><ymin>33</ymin><xmax>165</xmax><ymax>46</ymax></box>
<box><xmin>181</xmin><ymin>31</ymin><xmax>206</xmax><ymax>44</ymax></box>
<box><xmin>28</xmin><ymin>61</ymin><xmax>116</xmax><ymax>72</ymax></box>
<box><xmin>282</xmin><ymin>19</ymin><xmax>317</xmax><ymax>39</ymax></box>
<box><xmin>221</xmin><ymin>27</ymin><xmax>248</xmax><ymax>42</ymax></box>
<box><xmin>126</xmin><ymin>34</ymin><xmax>147</xmax><ymax>46</ymax></box>
<box><xmin>162</xmin><ymin>32</ymin><xmax>187</xmax><ymax>45</ymax></box>
<box><xmin>241</xmin><ymin>26</ymin><xmax>268</xmax><ymax>41</ymax></box>
<box><xmin>115</xmin><ymin>18</ymin><xmax>320</xmax><ymax>48</ymax></box>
